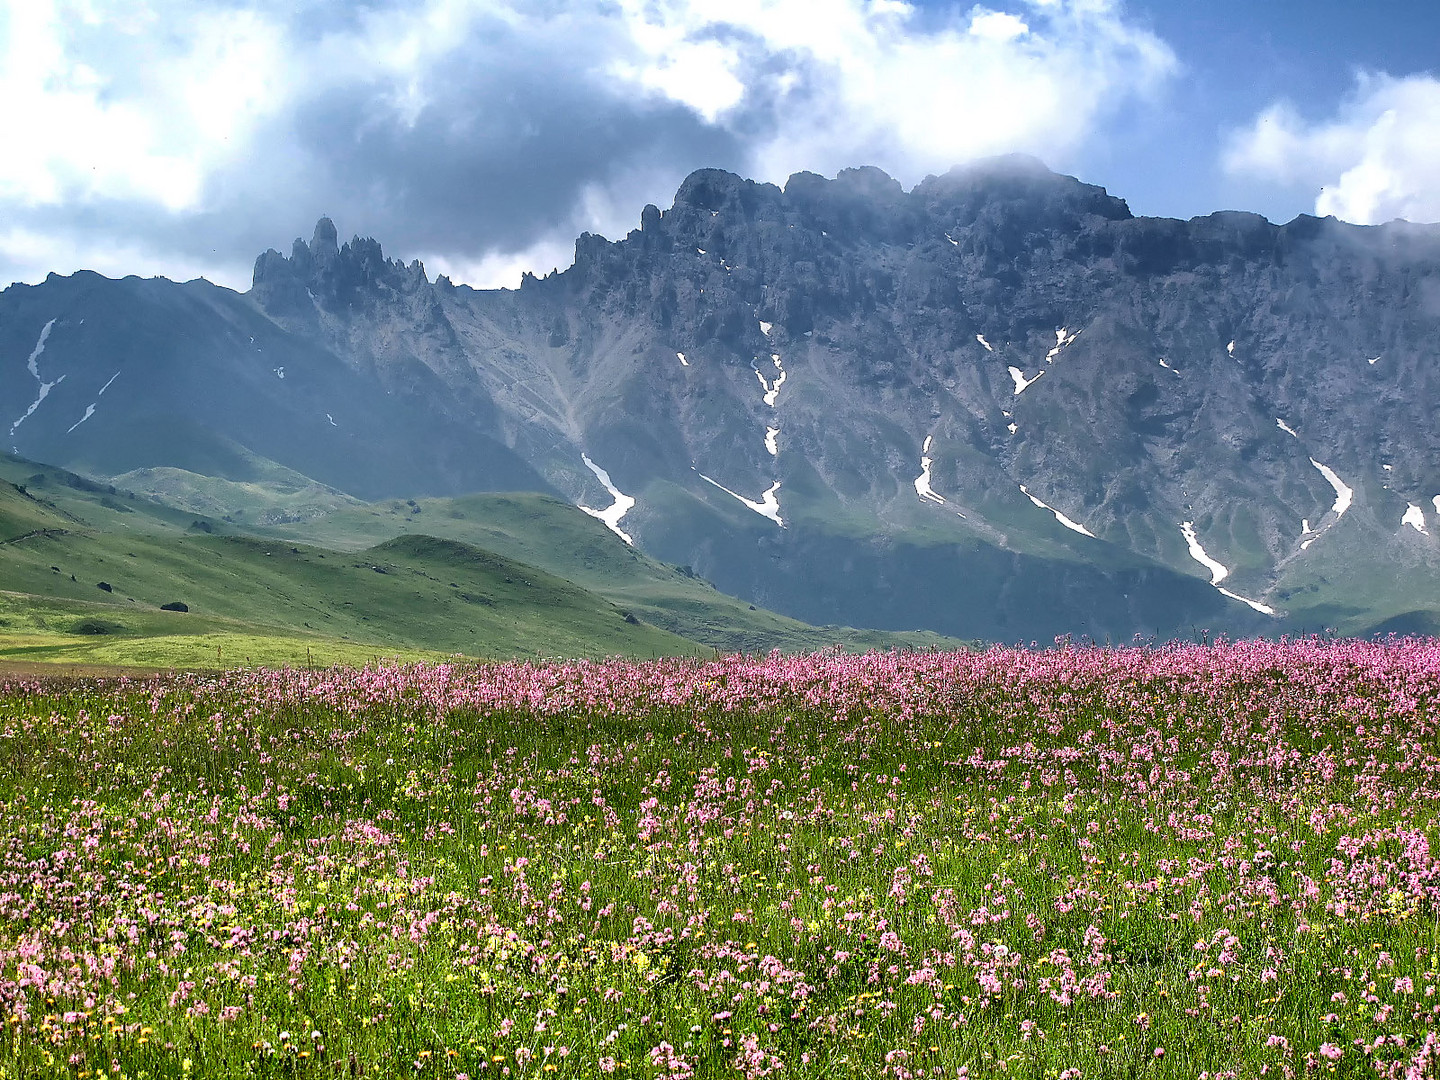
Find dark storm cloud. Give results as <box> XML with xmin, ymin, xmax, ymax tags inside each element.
<box><xmin>284</xmin><ymin>38</ymin><xmax>744</xmax><ymax>254</ymax></box>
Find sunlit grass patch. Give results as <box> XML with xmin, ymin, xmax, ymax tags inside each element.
<box><xmin>0</xmin><ymin>628</ymin><xmax>450</xmax><ymax>669</ymax></box>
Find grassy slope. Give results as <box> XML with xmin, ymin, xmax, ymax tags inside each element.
<box><xmin>0</xmin><ymin>590</ymin><xmax>453</xmax><ymax>670</ymax></box>
<box><xmin>108</xmin><ymin>460</ymin><xmax>362</xmax><ymax>525</ymax></box>
<box><xmin>0</xmin><ymin>463</ymin><xmax>702</xmax><ymax>664</ymax></box>
<box><xmin>259</xmin><ymin>491</ymin><xmax>965</xmax><ymax>653</ymax></box>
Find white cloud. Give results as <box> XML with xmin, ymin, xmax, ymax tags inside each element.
<box><xmin>1224</xmin><ymin>72</ymin><xmax>1440</xmax><ymax>225</ymax></box>
<box><xmin>0</xmin><ymin>223</ymin><xmax>250</xmax><ymax>287</ymax></box>
<box><xmin>606</xmin><ymin>0</ymin><xmax>1176</xmax><ymax>183</ymax></box>
<box><xmin>0</xmin><ymin>1</ymin><xmax>286</xmax><ymax>211</ymax></box>
<box><xmin>423</xmin><ymin>236</ymin><xmax>577</xmax><ymax>291</ymax></box>
<box><xmin>0</xmin><ymin>0</ymin><xmax>1177</xmax><ymax>290</ymax></box>
<box><xmin>968</xmin><ymin>9</ymin><xmax>1030</xmax><ymax>42</ymax></box>
<box><xmin>424</xmin><ymin>166</ymin><xmax>694</xmax><ymax>288</ymax></box>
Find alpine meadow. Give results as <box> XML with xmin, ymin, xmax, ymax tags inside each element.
<box><xmin>1</xmin><ymin>642</ymin><xmax>1439</xmax><ymax>1078</ymax></box>
<box><xmin>5</xmin><ymin>1</ymin><xmax>1440</xmax><ymax>1077</ymax></box>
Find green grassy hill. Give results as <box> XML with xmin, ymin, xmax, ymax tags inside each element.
<box><xmin>109</xmin><ymin>455</ymin><xmax>362</xmax><ymax>525</ymax></box>
<box><xmin>5</xmin><ymin>526</ymin><xmax>694</xmax><ymax>656</ymax></box>
<box><xmin>0</xmin><ymin>454</ymin><xmax>961</xmax><ymax>669</ymax></box>
<box><xmin>0</xmin><ymin>474</ymin><xmax>78</xmax><ymax>539</ymax></box>
<box><xmin>256</xmin><ymin>491</ymin><xmax>964</xmax><ymax>653</ymax></box>
<box><xmin>0</xmin><ymin>590</ymin><xmax>456</xmax><ymax>670</ymax></box>
<box><xmin>0</xmin><ymin>460</ymin><xmax>700</xmax><ymax>665</ymax></box>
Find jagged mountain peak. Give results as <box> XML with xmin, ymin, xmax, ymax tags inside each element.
<box><xmin>252</xmin><ymin>217</ymin><xmax>430</xmax><ymax>319</ymax></box>
<box><xmin>571</xmin><ymin>158</ymin><xmax>1142</xmax><ymax>285</ymax></box>
<box><xmin>7</xmin><ymin>161</ymin><xmax>1440</xmax><ymax>642</ymax></box>
<box><xmin>310</xmin><ymin>215</ymin><xmax>340</xmax><ymax>260</ymax></box>
<box><xmin>671</xmin><ymin>168</ymin><xmax>783</xmax><ymax>215</ymax></box>
<box><xmin>833</xmin><ymin>164</ymin><xmax>905</xmax><ymax>195</ymax></box>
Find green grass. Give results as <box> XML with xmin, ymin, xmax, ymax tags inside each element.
<box><xmin>260</xmin><ymin>490</ymin><xmax>964</xmax><ymax>654</ymax></box>
<box><xmin>0</xmin><ymin>455</ymin><xmax>963</xmax><ymax>664</ymax></box>
<box><xmin>109</xmin><ymin>459</ymin><xmax>362</xmax><ymax>525</ymax></box>
<box><xmin>0</xmin><ymin>464</ymin><xmax>703</xmax><ymax>663</ymax></box>
<box><xmin>0</xmin><ymin>646</ymin><xmax>1435</xmax><ymax>1077</ymax></box>
<box><xmin>0</xmin><ymin>459</ymin><xmax>214</xmax><ymax>538</ymax></box>
<box><xmin>0</xmin><ymin>629</ymin><xmax>446</xmax><ymax>670</ymax></box>
<box><xmin>0</xmin><ymin>527</ymin><xmax>699</xmax><ymax>662</ymax></box>
<box><xmin>0</xmin><ymin>481</ymin><xmax>72</xmax><ymax>540</ymax></box>
<box><xmin>0</xmin><ymin>589</ymin><xmax>456</xmax><ymax>670</ymax></box>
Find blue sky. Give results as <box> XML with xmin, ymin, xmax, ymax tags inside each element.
<box><xmin>1067</xmin><ymin>0</ymin><xmax>1440</xmax><ymax>221</ymax></box>
<box><xmin>0</xmin><ymin>0</ymin><xmax>1436</xmax><ymax>291</ymax></box>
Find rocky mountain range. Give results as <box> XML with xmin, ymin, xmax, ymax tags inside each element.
<box><xmin>4</xmin><ymin>155</ymin><xmax>1438</xmax><ymax>641</ymax></box>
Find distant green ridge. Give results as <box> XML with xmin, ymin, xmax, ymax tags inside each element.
<box><xmin>0</xmin><ymin>457</ymin><xmax>701</xmax><ymax>664</ymax></box>
<box><xmin>0</xmin><ymin>451</ymin><xmax>965</xmax><ymax>667</ymax></box>
<box><xmin>265</xmin><ymin>492</ymin><xmax>966</xmax><ymax>653</ymax></box>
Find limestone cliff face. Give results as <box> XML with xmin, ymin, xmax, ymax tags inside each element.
<box><xmin>373</xmin><ymin>156</ymin><xmax>1439</xmax><ymax>638</ymax></box>
<box><xmin>4</xmin><ymin>158</ymin><xmax>1439</xmax><ymax>640</ymax></box>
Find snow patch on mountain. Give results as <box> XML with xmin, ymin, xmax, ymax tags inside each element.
<box><xmin>1179</xmin><ymin>521</ymin><xmax>1229</xmax><ymax>585</ymax></box>
<box><xmin>21</xmin><ymin>320</ymin><xmax>56</xmax><ymax>383</ymax></box>
<box><xmin>1296</xmin><ymin>461</ymin><xmax>1353</xmax><ymax>550</ymax></box>
<box><xmin>1402</xmin><ymin>504</ymin><xmax>1428</xmax><ymax>534</ymax></box>
<box><xmin>1217</xmin><ymin>588</ymin><xmax>1277</xmax><ymax>616</ymax></box>
<box><xmin>915</xmin><ymin>436</ymin><xmax>944</xmax><ymax>504</ymax></box>
<box><xmin>67</xmin><ymin>369</ymin><xmax>123</xmax><ymax>434</ymax></box>
<box><xmin>1009</xmin><ymin>367</ymin><xmax>1043</xmax><ymax>395</ymax></box>
<box><xmin>677</xmin><ymin>351</ymin><xmax>689</xmax><ymax>367</ymax></box>
<box><xmin>1276</xmin><ymin>418</ymin><xmax>1298</xmax><ymax>438</ymax></box>
<box><xmin>66</xmin><ymin>405</ymin><xmax>96</xmax><ymax>434</ymax></box>
<box><xmin>10</xmin><ymin>319</ymin><xmax>63</xmax><ymax>439</ymax></box>
<box><xmin>756</xmin><ymin>357</ymin><xmax>786</xmax><ymax>407</ymax></box>
<box><xmin>765</xmin><ymin>426</ymin><xmax>779</xmax><ymax>456</ymax></box>
<box><xmin>1310</xmin><ymin>459</ymin><xmax>1353</xmax><ymax>518</ymax></box>
<box><xmin>1045</xmin><ymin>327</ymin><xmax>1078</xmax><ymax>363</ymax></box>
<box><xmin>698</xmin><ymin>472</ymin><xmax>783</xmax><ymax>526</ymax></box>
<box><xmin>1181</xmin><ymin>521</ymin><xmax>1278</xmax><ymax>614</ymax></box>
<box><xmin>976</xmin><ymin>334</ymin><xmax>993</xmax><ymax>352</ymax></box>
<box><xmin>578</xmin><ymin>454</ymin><xmax>636</xmax><ymax>545</ymax></box>
<box><xmin>1021</xmin><ymin>485</ymin><xmax>1095</xmax><ymax>537</ymax></box>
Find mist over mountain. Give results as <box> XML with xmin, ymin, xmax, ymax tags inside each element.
<box><xmin>4</xmin><ymin>156</ymin><xmax>1438</xmax><ymax>642</ymax></box>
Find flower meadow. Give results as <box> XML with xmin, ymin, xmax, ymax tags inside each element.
<box><xmin>2</xmin><ymin>641</ymin><xmax>1440</xmax><ymax>1080</ymax></box>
